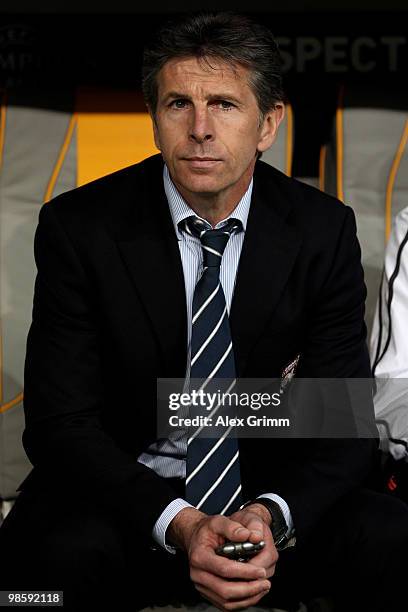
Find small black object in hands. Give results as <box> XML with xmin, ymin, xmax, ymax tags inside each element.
<box><xmin>216</xmin><ymin>540</ymin><xmax>265</xmax><ymax>562</ymax></box>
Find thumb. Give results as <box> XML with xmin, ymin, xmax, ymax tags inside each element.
<box><xmin>213</xmin><ymin>516</ymin><xmax>252</xmax><ymax>542</ymax></box>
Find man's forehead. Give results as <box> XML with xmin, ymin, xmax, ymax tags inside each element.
<box><xmin>158</xmin><ymin>56</ymin><xmax>248</xmax><ymax>86</ymax></box>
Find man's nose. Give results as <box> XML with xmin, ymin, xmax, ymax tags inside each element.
<box><xmin>189</xmin><ymin>108</ymin><xmax>214</xmax><ymax>143</ymax></box>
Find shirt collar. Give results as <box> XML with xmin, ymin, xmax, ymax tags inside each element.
<box><xmin>163</xmin><ymin>164</ymin><xmax>253</xmax><ymax>239</ymax></box>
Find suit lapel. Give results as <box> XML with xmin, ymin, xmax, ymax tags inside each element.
<box><xmin>230</xmin><ymin>163</ymin><xmax>302</xmax><ymax>376</ymax></box>
<box><xmin>115</xmin><ymin>159</ymin><xmax>187</xmax><ymax>377</ymax></box>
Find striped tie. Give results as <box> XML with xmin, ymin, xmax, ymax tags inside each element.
<box><xmin>181</xmin><ymin>216</ymin><xmax>243</xmax><ymax>515</ymax></box>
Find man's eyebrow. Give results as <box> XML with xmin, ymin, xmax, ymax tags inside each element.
<box><xmin>161</xmin><ymin>92</ymin><xmax>243</xmax><ymax>105</ymax></box>
<box><xmin>206</xmin><ymin>93</ymin><xmax>242</xmax><ymax>105</ymax></box>
<box><xmin>162</xmin><ymin>91</ymin><xmax>190</xmax><ymax>103</ymax></box>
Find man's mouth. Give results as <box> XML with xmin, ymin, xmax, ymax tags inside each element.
<box><xmin>183</xmin><ymin>157</ymin><xmax>222</xmax><ymax>168</ymax></box>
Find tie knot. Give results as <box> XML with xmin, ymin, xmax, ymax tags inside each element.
<box><xmin>181</xmin><ymin>216</ymin><xmax>242</xmax><ymax>268</ymax></box>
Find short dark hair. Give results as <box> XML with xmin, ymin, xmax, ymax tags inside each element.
<box><xmin>142</xmin><ymin>12</ymin><xmax>284</xmax><ymax>119</ymax></box>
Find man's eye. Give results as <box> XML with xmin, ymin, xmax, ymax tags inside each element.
<box><xmin>171</xmin><ymin>99</ymin><xmax>188</xmax><ymax>109</ymax></box>
<box><xmin>217</xmin><ymin>101</ymin><xmax>234</xmax><ymax>110</ymax></box>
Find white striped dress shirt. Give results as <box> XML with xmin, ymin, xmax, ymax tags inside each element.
<box><xmin>137</xmin><ymin>164</ymin><xmax>293</xmax><ymax>551</ymax></box>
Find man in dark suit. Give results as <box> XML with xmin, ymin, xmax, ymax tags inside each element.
<box><xmin>1</xmin><ymin>11</ymin><xmax>408</xmax><ymax>612</ymax></box>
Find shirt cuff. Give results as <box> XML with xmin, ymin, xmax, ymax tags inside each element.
<box><xmin>152</xmin><ymin>498</ymin><xmax>195</xmax><ymax>554</ymax></box>
<box><xmin>256</xmin><ymin>493</ymin><xmax>295</xmax><ymax>538</ymax></box>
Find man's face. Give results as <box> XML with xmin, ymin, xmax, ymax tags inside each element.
<box><xmin>150</xmin><ymin>56</ymin><xmax>283</xmax><ymax>202</ymax></box>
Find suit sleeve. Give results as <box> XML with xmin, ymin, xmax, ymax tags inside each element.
<box><xmin>21</xmin><ymin>201</ymin><xmax>179</xmax><ymax>543</ymax></box>
<box><xmin>270</xmin><ymin>206</ymin><xmax>379</xmax><ymax>543</ymax></box>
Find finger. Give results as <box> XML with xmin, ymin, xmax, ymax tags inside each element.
<box><xmin>191</xmin><ymin>547</ymin><xmax>266</xmax><ymax>580</ymax></box>
<box><xmin>228</xmin><ymin>510</ymin><xmax>266</xmax><ymax>543</ymax></box>
<box><xmin>209</xmin><ymin>515</ymin><xmax>252</xmax><ymax>542</ymax></box>
<box><xmin>247</xmin><ymin>542</ymin><xmax>278</xmax><ymax>564</ymax></box>
<box><xmin>195</xmin><ymin>582</ymin><xmax>271</xmax><ymax>611</ymax></box>
<box><xmin>246</xmin><ymin>551</ymin><xmax>277</xmax><ymax>578</ymax></box>
<box><xmin>196</xmin><ymin>586</ymin><xmax>269</xmax><ymax>612</ymax></box>
<box><xmin>248</xmin><ymin>542</ymin><xmax>278</xmax><ymax>564</ymax></box>
<box><xmin>246</xmin><ymin>527</ymin><xmax>278</xmax><ymax>569</ymax></box>
<box><xmin>193</xmin><ymin>569</ymin><xmax>270</xmax><ymax>602</ymax></box>
<box><xmin>253</xmin><ymin>559</ymin><xmax>277</xmax><ymax>579</ymax></box>
<box><xmin>241</xmin><ymin>515</ymin><xmax>265</xmax><ymax>541</ymax></box>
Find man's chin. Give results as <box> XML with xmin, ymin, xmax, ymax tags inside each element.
<box><xmin>173</xmin><ymin>173</ymin><xmax>227</xmax><ymax>198</ymax></box>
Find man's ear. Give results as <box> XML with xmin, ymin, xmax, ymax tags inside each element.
<box><xmin>147</xmin><ymin>105</ymin><xmax>161</xmax><ymax>151</ymax></box>
<box><xmin>257</xmin><ymin>103</ymin><xmax>285</xmax><ymax>154</ymax></box>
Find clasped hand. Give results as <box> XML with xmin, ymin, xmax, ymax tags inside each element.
<box><xmin>171</xmin><ymin>506</ymin><xmax>278</xmax><ymax>611</ymax></box>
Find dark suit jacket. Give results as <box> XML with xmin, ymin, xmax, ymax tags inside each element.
<box><xmin>19</xmin><ymin>154</ymin><xmax>378</xmax><ymax>547</ymax></box>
